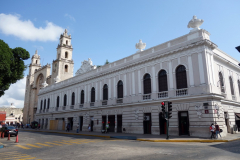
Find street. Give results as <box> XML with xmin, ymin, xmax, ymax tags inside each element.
<box><xmin>0</xmin><ymin>131</ymin><xmax>240</xmax><ymax>160</ymax></box>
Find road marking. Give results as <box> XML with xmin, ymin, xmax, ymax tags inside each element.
<box><xmin>16</xmin><ymin>145</ymin><xmax>31</xmax><ymax>149</ymax></box>
<box><xmin>35</xmin><ymin>143</ymin><xmax>53</xmax><ymax>147</ymax></box>
<box><xmin>26</xmin><ymin>144</ymin><xmax>42</xmax><ymax>148</ymax></box>
<box><xmin>45</xmin><ymin>142</ymin><xmax>62</xmax><ymax>146</ymax></box>
<box><xmin>18</xmin><ymin>157</ymin><xmax>37</xmax><ymax>160</ymax></box>
<box><xmin>53</xmin><ymin>141</ymin><xmax>72</xmax><ymax>145</ymax></box>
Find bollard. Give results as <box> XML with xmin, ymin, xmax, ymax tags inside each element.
<box><xmin>7</xmin><ymin>133</ymin><xmax>10</xmax><ymax>140</ymax></box>
<box><xmin>15</xmin><ymin>135</ymin><xmax>19</xmax><ymax>143</ymax></box>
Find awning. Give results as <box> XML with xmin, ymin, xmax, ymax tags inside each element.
<box><xmin>235</xmin><ymin>113</ymin><xmax>240</xmax><ymax>120</ymax></box>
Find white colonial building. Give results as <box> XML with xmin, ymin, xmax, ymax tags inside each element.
<box><xmin>24</xmin><ymin>16</ymin><xmax>240</xmax><ymax>137</ymax></box>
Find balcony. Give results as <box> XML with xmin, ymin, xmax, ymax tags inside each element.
<box><xmin>90</xmin><ymin>102</ymin><xmax>94</xmax><ymax>107</ymax></box>
<box><xmin>102</xmin><ymin>100</ymin><xmax>108</xmax><ymax>105</ymax></box>
<box><xmin>62</xmin><ymin>106</ymin><xmax>66</xmax><ymax>110</ymax></box>
<box><xmin>70</xmin><ymin>105</ymin><xmax>74</xmax><ymax>109</ymax></box>
<box><xmin>116</xmin><ymin>98</ymin><xmax>123</xmax><ymax>103</ymax></box>
<box><xmin>79</xmin><ymin>104</ymin><xmax>84</xmax><ymax>108</ymax></box>
<box><xmin>176</xmin><ymin>88</ymin><xmax>188</xmax><ymax>96</ymax></box>
<box><xmin>232</xmin><ymin>95</ymin><xmax>236</xmax><ymax>101</ymax></box>
<box><xmin>143</xmin><ymin>94</ymin><xmax>151</xmax><ymax>100</ymax></box>
<box><xmin>158</xmin><ymin>91</ymin><xmax>168</xmax><ymax>98</ymax></box>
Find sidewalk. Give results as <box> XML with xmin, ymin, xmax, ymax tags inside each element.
<box><xmin>17</xmin><ymin>128</ymin><xmax>240</xmax><ymax>143</ymax></box>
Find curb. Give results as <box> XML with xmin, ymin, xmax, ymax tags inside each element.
<box><xmin>21</xmin><ymin>129</ymin><xmax>239</xmax><ymax>143</ymax></box>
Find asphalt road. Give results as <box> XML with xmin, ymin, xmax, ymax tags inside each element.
<box><xmin>0</xmin><ymin>131</ymin><xmax>239</xmax><ymax>160</ymax></box>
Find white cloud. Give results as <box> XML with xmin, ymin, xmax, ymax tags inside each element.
<box><xmin>0</xmin><ymin>77</ymin><xmax>26</xmax><ymax>108</ymax></box>
<box><xmin>33</xmin><ymin>45</ymin><xmax>44</xmax><ymax>50</ymax></box>
<box><xmin>0</xmin><ymin>13</ymin><xmax>64</xmax><ymax>41</ymax></box>
<box><xmin>64</xmin><ymin>14</ymin><xmax>76</xmax><ymax>22</ymax></box>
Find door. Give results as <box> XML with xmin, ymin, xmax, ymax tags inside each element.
<box><xmin>117</xmin><ymin>115</ymin><xmax>122</xmax><ymax>133</ymax></box>
<box><xmin>178</xmin><ymin>111</ymin><xmax>189</xmax><ymax>135</ymax></box>
<box><xmin>68</xmin><ymin>118</ymin><xmax>73</xmax><ymax>130</ymax></box>
<box><xmin>235</xmin><ymin>113</ymin><xmax>240</xmax><ymax>132</ymax></box>
<box><xmin>102</xmin><ymin>116</ymin><xmax>106</xmax><ymax>130</ymax></box>
<box><xmin>159</xmin><ymin>112</ymin><xmax>167</xmax><ymax>134</ymax></box>
<box><xmin>108</xmin><ymin>115</ymin><xmax>115</xmax><ymax>132</ymax></box>
<box><xmin>79</xmin><ymin>116</ymin><xmax>83</xmax><ymax>131</ymax></box>
<box><xmin>91</xmin><ymin>120</ymin><xmax>94</xmax><ymax>132</ymax></box>
<box><xmin>143</xmin><ymin>113</ymin><xmax>151</xmax><ymax>134</ymax></box>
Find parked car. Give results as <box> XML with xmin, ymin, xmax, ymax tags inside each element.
<box><xmin>3</xmin><ymin>126</ymin><xmax>18</xmax><ymax>137</ymax></box>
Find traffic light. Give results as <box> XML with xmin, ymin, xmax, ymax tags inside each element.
<box><xmin>161</xmin><ymin>102</ymin><xmax>165</xmax><ymax>117</ymax></box>
<box><xmin>168</xmin><ymin>102</ymin><xmax>172</xmax><ymax>119</ymax></box>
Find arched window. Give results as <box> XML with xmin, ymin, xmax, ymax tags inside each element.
<box><xmin>81</xmin><ymin>90</ymin><xmax>84</xmax><ymax>104</ymax></box>
<box><xmin>238</xmin><ymin>80</ymin><xmax>240</xmax><ymax>96</ymax></box>
<box><xmin>117</xmin><ymin>81</ymin><xmax>123</xmax><ymax>98</ymax></box>
<box><xmin>56</xmin><ymin>96</ymin><xmax>59</xmax><ymax>107</ymax></box>
<box><xmin>66</xmin><ymin>40</ymin><xmax>68</xmax><ymax>45</ymax></box>
<box><xmin>91</xmin><ymin>87</ymin><xmax>95</xmax><ymax>102</ymax></box>
<box><xmin>71</xmin><ymin>92</ymin><xmax>75</xmax><ymax>105</ymax></box>
<box><xmin>47</xmin><ymin>98</ymin><xmax>50</xmax><ymax>109</ymax></box>
<box><xmin>44</xmin><ymin>99</ymin><xmax>46</xmax><ymax>110</ymax></box>
<box><xmin>65</xmin><ymin>52</ymin><xmax>68</xmax><ymax>58</ymax></box>
<box><xmin>65</xmin><ymin>65</ymin><xmax>68</xmax><ymax>72</ymax></box>
<box><xmin>40</xmin><ymin>100</ymin><xmax>43</xmax><ymax>110</ymax></box>
<box><xmin>64</xmin><ymin>94</ymin><xmax>67</xmax><ymax>106</ymax></box>
<box><xmin>103</xmin><ymin>84</ymin><xmax>108</xmax><ymax>100</ymax></box>
<box><xmin>229</xmin><ymin>77</ymin><xmax>235</xmax><ymax>95</ymax></box>
<box><xmin>158</xmin><ymin>70</ymin><xmax>168</xmax><ymax>92</ymax></box>
<box><xmin>219</xmin><ymin>72</ymin><xmax>224</xmax><ymax>93</ymax></box>
<box><xmin>143</xmin><ymin>74</ymin><xmax>151</xmax><ymax>94</ymax></box>
<box><xmin>176</xmin><ymin>65</ymin><xmax>187</xmax><ymax>89</ymax></box>
<box><xmin>36</xmin><ymin>60</ymin><xmax>37</xmax><ymax>64</ymax></box>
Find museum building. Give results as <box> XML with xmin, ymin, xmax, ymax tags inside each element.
<box><xmin>24</xmin><ymin>16</ymin><xmax>240</xmax><ymax>137</ymax></box>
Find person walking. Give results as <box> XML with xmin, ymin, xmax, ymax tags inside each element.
<box><xmin>88</xmin><ymin>124</ymin><xmax>91</xmax><ymax>132</ymax></box>
<box><xmin>215</xmin><ymin>123</ymin><xmax>221</xmax><ymax>139</ymax></box>
<box><xmin>105</xmin><ymin>123</ymin><xmax>109</xmax><ymax>133</ymax></box>
<box><xmin>210</xmin><ymin>123</ymin><xmax>215</xmax><ymax>139</ymax></box>
<box><xmin>76</xmin><ymin>123</ymin><xmax>79</xmax><ymax>133</ymax></box>
<box><xmin>66</xmin><ymin>123</ymin><xmax>70</xmax><ymax>132</ymax></box>
<box><xmin>38</xmin><ymin>124</ymin><xmax>41</xmax><ymax>130</ymax></box>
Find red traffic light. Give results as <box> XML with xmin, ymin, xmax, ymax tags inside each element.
<box><xmin>161</xmin><ymin>102</ymin><xmax>164</xmax><ymax>105</ymax></box>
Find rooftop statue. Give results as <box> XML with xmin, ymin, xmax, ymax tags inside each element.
<box><xmin>75</xmin><ymin>58</ymin><xmax>97</xmax><ymax>75</ymax></box>
<box><xmin>135</xmin><ymin>39</ymin><xmax>146</xmax><ymax>52</ymax></box>
<box><xmin>187</xmin><ymin>15</ymin><xmax>204</xmax><ymax>32</ymax></box>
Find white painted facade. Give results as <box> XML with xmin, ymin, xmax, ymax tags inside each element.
<box><xmin>25</xmin><ymin>17</ymin><xmax>240</xmax><ymax>137</ymax></box>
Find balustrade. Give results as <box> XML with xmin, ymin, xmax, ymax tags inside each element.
<box><xmin>143</xmin><ymin>94</ymin><xmax>151</xmax><ymax>100</ymax></box>
<box><xmin>176</xmin><ymin>88</ymin><xmax>188</xmax><ymax>96</ymax></box>
<box><xmin>158</xmin><ymin>91</ymin><xmax>168</xmax><ymax>98</ymax></box>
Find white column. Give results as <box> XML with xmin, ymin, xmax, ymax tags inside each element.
<box><xmin>75</xmin><ymin>88</ymin><xmax>77</xmax><ymax>104</ymax></box>
<box><xmin>198</xmin><ymin>52</ymin><xmax>205</xmax><ymax>84</ymax></box>
<box><xmin>88</xmin><ymin>85</ymin><xmax>91</xmax><ymax>102</ymax></box>
<box><xmin>114</xmin><ymin>77</ymin><xmax>116</xmax><ymax>98</ymax></box>
<box><xmin>100</xmin><ymin>81</ymin><xmax>102</xmax><ymax>100</ymax></box>
<box><xmin>96</xmin><ymin>82</ymin><xmax>98</xmax><ymax>101</ymax></box>
<box><xmin>124</xmin><ymin>74</ymin><xmax>127</xmax><ymax>96</ymax></box>
<box><xmin>152</xmin><ymin>66</ymin><xmax>156</xmax><ymax>92</ymax></box>
<box><xmin>188</xmin><ymin>55</ymin><xmax>194</xmax><ymax>87</ymax></box>
<box><xmin>168</xmin><ymin>61</ymin><xmax>174</xmax><ymax>89</ymax></box>
<box><xmin>206</xmin><ymin>52</ymin><xmax>213</xmax><ymax>84</ymax></box>
<box><xmin>109</xmin><ymin>79</ymin><xmax>111</xmax><ymax>99</ymax></box>
<box><xmin>132</xmin><ymin>71</ymin><xmax>135</xmax><ymax>95</ymax></box>
<box><xmin>138</xmin><ymin>70</ymin><xmax>141</xmax><ymax>94</ymax></box>
<box><xmin>210</xmin><ymin>53</ymin><xmax>215</xmax><ymax>85</ymax></box>
<box><xmin>84</xmin><ymin>85</ymin><xmax>87</xmax><ymax>103</ymax></box>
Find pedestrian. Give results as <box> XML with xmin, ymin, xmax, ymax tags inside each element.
<box><xmin>76</xmin><ymin>123</ymin><xmax>79</xmax><ymax>133</ymax></box>
<box><xmin>215</xmin><ymin>123</ymin><xmax>221</xmax><ymax>139</ymax></box>
<box><xmin>35</xmin><ymin>123</ymin><xmax>37</xmax><ymax>129</ymax></box>
<box><xmin>38</xmin><ymin>124</ymin><xmax>40</xmax><ymax>130</ymax></box>
<box><xmin>66</xmin><ymin>123</ymin><xmax>70</xmax><ymax>132</ymax></box>
<box><xmin>210</xmin><ymin>123</ymin><xmax>215</xmax><ymax>139</ymax></box>
<box><xmin>88</xmin><ymin>124</ymin><xmax>91</xmax><ymax>132</ymax></box>
<box><xmin>105</xmin><ymin>123</ymin><xmax>109</xmax><ymax>133</ymax></box>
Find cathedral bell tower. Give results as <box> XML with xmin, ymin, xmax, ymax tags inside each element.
<box><xmin>52</xmin><ymin>29</ymin><xmax>74</xmax><ymax>84</ymax></box>
<box><xmin>29</xmin><ymin>50</ymin><xmax>41</xmax><ymax>79</ymax></box>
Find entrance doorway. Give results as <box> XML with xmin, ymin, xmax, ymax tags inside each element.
<box><xmin>90</xmin><ymin>117</ymin><xmax>94</xmax><ymax>132</ymax></box>
<box><xmin>108</xmin><ymin>115</ymin><xmax>115</xmax><ymax>132</ymax></box>
<box><xmin>117</xmin><ymin>115</ymin><xmax>122</xmax><ymax>133</ymax></box>
<box><xmin>235</xmin><ymin>113</ymin><xmax>240</xmax><ymax>132</ymax></box>
<box><xmin>143</xmin><ymin>113</ymin><xmax>151</xmax><ymax>134</ymax></box>
<box><xmin>68</xmin><ymin>117</ymin><xmax>73</xmax><ymax>130</ymax></box>
<box><xmin>159</xmin><ymin>112</ymin><xmax>167</xmax><ymax>134</ymax></box>
<box><xmin>224</xmin><ymin>112</ymin><xmax>230</xmax><ymax>132</ymax></box>
<box><xmin>178</xmin><ymin>111</ymin><xmax>189</xmax><ymax>135</ymax></box>
<box><xmin>79</xmin><ymin>116</ymin><xmax>83</xmax><ymax>131</ymax></box>
<box><xmin>102</xmin><ymin>116</ymin><xmax>106</xmax><ymax>130</ymax></box>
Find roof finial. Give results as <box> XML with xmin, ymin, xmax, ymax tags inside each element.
<box><xmin>64</xmin><ymin>29</ymin><xmax>68</xmax><ymax>34</ymax></box>
<box><xmin>35</xmin><ymin>50</ymin><xmax>38</xmax><ymax>55</ymax></box>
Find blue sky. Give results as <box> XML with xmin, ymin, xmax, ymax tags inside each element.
<box><xmin>0</xmin><ymin>0</ymin><xmax>240</xmax><ymax>108</ymax></box>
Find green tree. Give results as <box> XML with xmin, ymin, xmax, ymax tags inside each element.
<box><xmin>104</xmin><ymin>59</ymin><xmax>109</xmax><ymax>65</ymax></box>
<box><xmin>0</xmin><ymin>39</ymin><xmax>30</xmax><ymax>97</ymax></box>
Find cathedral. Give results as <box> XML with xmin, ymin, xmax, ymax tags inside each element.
<box><xmin>23</xmin><ymin>16</ymin><xmax>240</xmax><ymax>137</ymax></box>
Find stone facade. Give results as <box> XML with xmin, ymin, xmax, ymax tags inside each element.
<box><xmin>0</xmin><ymin>105</ymin><xmax>23</xmax><ymax>125</ymax></box>
<box><xmin>26</xmin><ymin>17</ymin><xmax>240</xmax><ymax>137</ymax></box>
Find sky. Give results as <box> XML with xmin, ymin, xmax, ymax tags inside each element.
<box><xmin>0</xmin><ymin>0</ymin><xmax>240</xmax><ymax>108</ymax></box>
